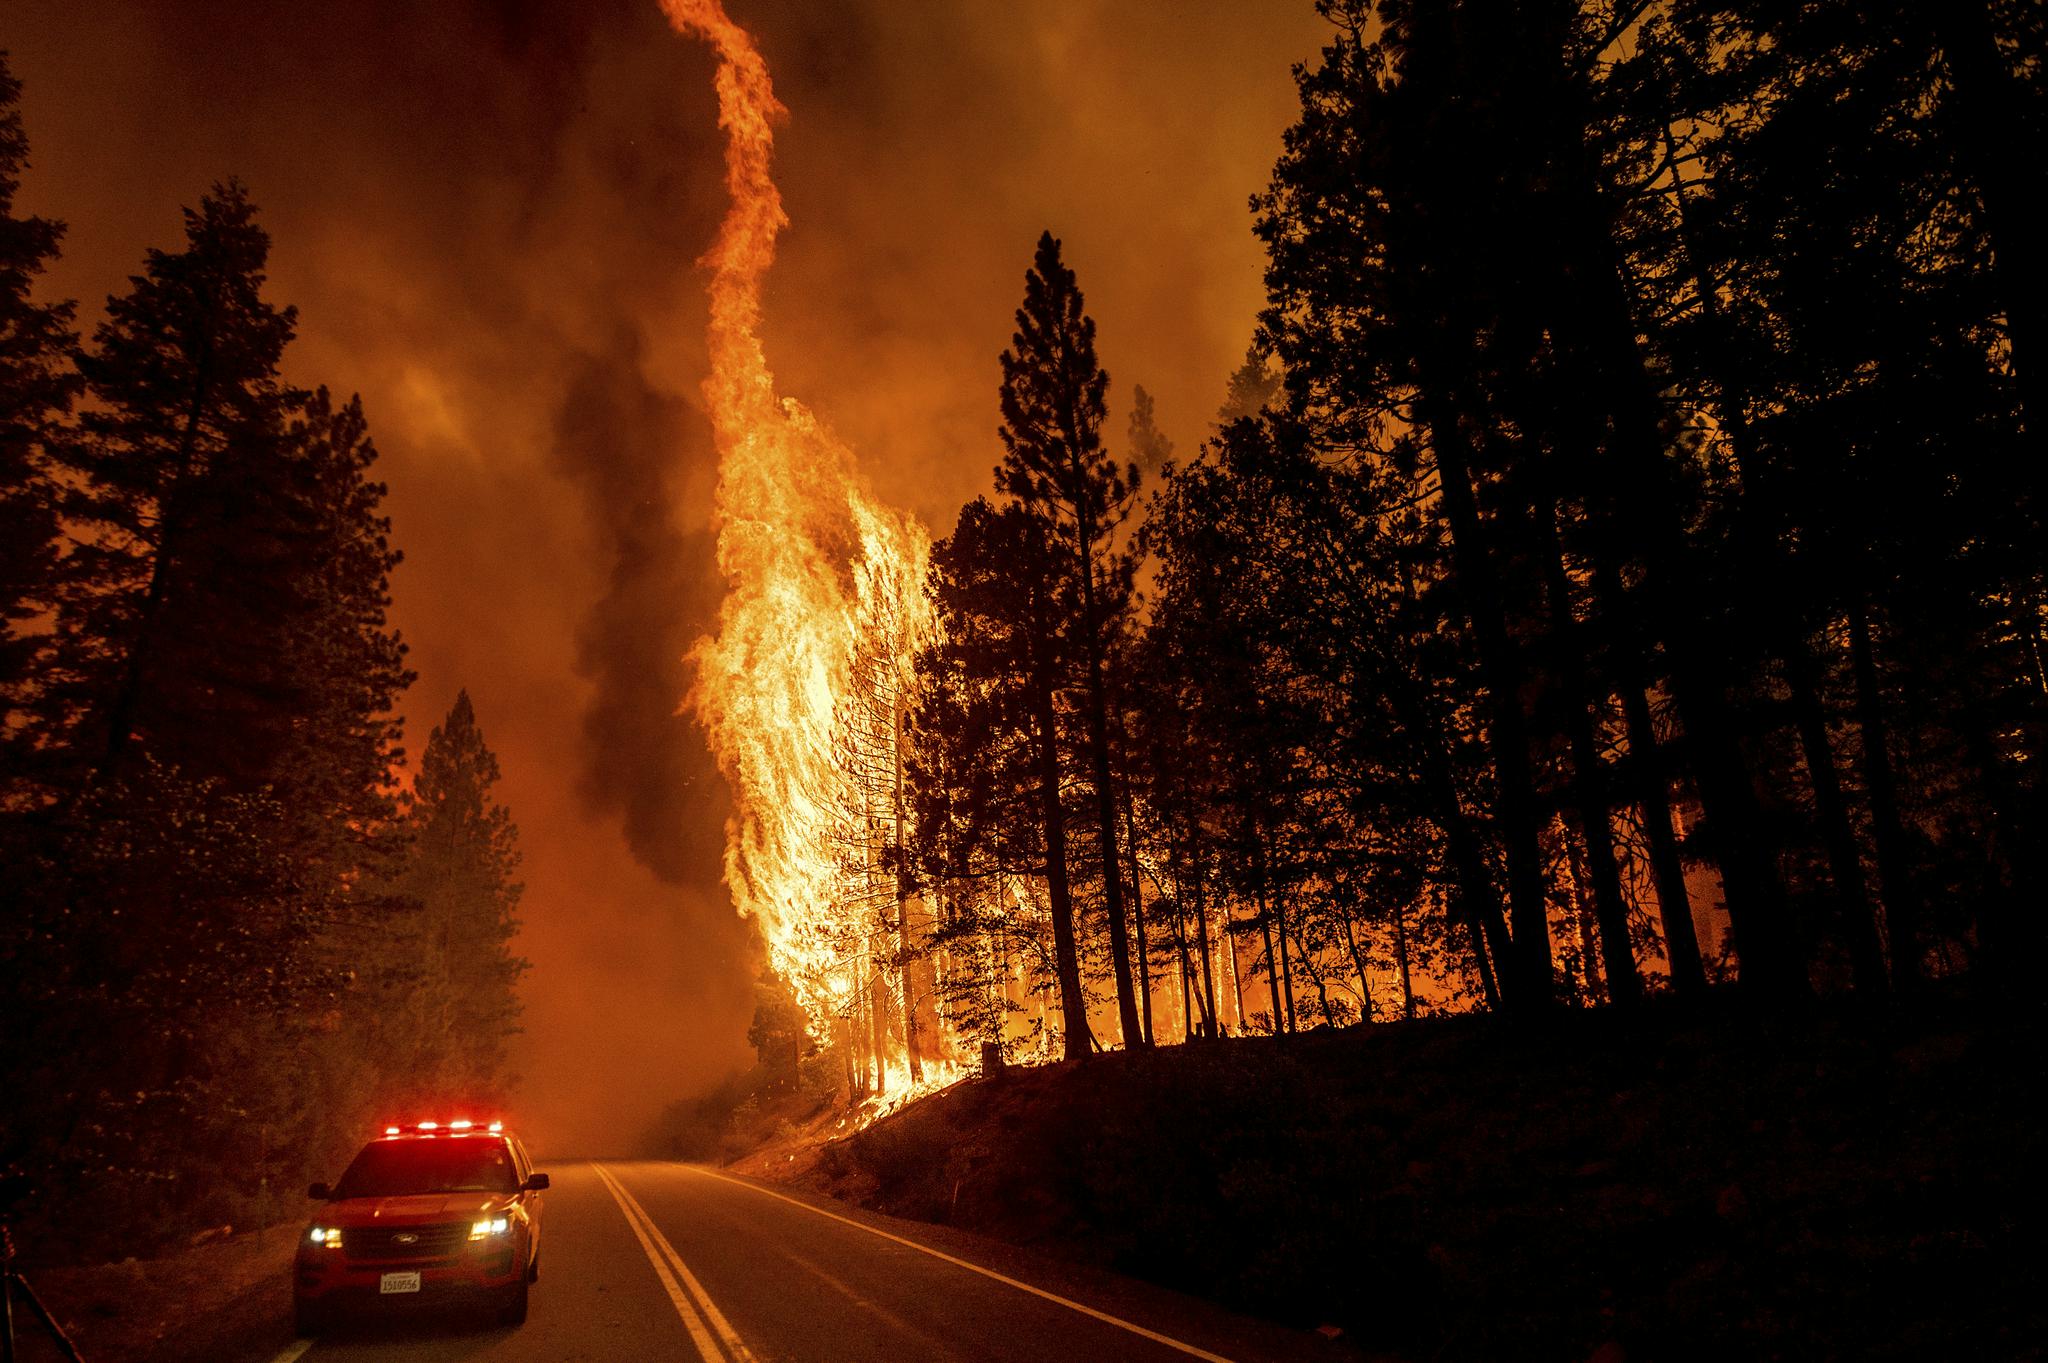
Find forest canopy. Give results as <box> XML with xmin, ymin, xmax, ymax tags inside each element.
<box><xmin>813</xmin><ymin>0</ymin><xmax>2048</xmax><ymax>1083</ymax></box>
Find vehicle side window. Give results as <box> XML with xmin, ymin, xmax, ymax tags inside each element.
<box><xmin>510</xmin><ymin>1139</ymin><xmax>531</xmax><ymax>1180</ymax></box>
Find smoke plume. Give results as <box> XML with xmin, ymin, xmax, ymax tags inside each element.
<box><xmin>551</xmin><ymin>326</ymin><xmax>730</xmax><ymax>887</ymax></box>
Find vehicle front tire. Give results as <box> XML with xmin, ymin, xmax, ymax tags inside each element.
<box><xmin>293</xmin><ymin>1297</ymin><xmax>327</xmax><ymax>1337</ymax></box>
<box><xmin>498</xmin><ymin>1272</ymin><xmax>530</xmax><ymax>1327</ymax></box>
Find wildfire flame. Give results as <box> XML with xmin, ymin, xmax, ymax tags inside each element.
<box><xmin>662</xmin><ymin>0</ymin><xmax>935</xmax><ymax>1046</ymax></box>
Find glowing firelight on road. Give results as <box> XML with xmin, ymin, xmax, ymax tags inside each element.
<box><xmin>663</xmin><ymin>0</ymin><xmax>940</xmax><ymax>1088</ymax></box>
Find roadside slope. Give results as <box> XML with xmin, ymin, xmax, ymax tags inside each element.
<box><xmin>747</xmin><ymin>993</ymin><xmax>2043</xmax><ymax>1361</ymax></box>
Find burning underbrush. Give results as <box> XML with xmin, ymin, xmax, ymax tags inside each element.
<box><xmin>738</xmin><ymin>988</ymin><xmax>2041</xmax><ymax>1363</ymax></box>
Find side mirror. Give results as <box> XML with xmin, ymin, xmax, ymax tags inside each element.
<box><xmin>308</xmin><ymin>1182</ymin><xmax>332</xmax><ymax>1200</ymax></box>
<box><xmin>524</xmin><ymin>1172</ymin><xmax>550</xmax><ymax>1192</ymax></box>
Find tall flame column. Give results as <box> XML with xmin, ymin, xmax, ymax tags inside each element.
<box><xmin>663</xmin><ymin>0</ymin><xmax>935</xmax><ymax>1064</ymax></box>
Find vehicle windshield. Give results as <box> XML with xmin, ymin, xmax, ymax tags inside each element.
<box><xmin>331</xmin><ymin>1137</ymin><xmax>519</xmax><ymax>1198</ymax></box>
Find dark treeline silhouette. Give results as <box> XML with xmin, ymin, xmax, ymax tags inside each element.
<box><xmin>0</xmin><ymin>53</ymin><xmax>525</xmax><ymax>1258</ymax></box>
<box><xmin>905</xmin><ymin>0</ymin><xmax>2044</xmax><ymax>1055</ymax></box>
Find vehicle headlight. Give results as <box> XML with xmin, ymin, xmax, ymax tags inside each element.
<box><xmin>308</xmin><ymin>1226</ymin><xmax>344</xmax><ymax>1249</ymax></box>
<box><xmin>469</xmin><ymin>1217</ymin><xmax>511</xmax><ymax>1240</ymax></box>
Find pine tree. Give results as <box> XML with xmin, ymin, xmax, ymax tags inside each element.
<box><xmin>915</xmin><ymin>498</ymin><xmax>1092</xmax><ymax>1060</ymax></box>
<box><xmin>3</xmin><ymin>175</ymin><xmax>417</xmax><ymax>1250</ymax></box>
<box><xmin>1127</xmin><ymin>384</ymin><xmax>1174</xmax><ymax>473</ymax></box>
<box><xmin>997</xmin><ymin>232</ymin><xmax>1147</xmax><ymax>1048</ymax></box>
<box><xmin>40</xmin><ymin>181</ymin><xmax>306</xmax><ymax>788</ymax></box>
<box><xmin>393</xmin><ymin>691</ymin><xmax>528</xmax><ymax>1101</ymax></box>
<box><xmin>1257</xmin><ymin>6</ymin><xmax>1567</xmax><ymax>1009</ymax></box>
<box><xmin>276</xmin><ymin>387</ymin><xmax>414</xmax><ymax>878</ymax></box>
<box><xmin>0</xmin><ymin>52</ymin><xmax>78</xmax><ymax>737</ymax></box>
<box><xmin>1217</xmin><ymin>343</ymin><xmax>1282</xmax><ymax>426</ymax></box>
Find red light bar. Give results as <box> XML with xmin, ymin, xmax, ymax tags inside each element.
<box><xmin>381</xmin><ymin>1119</ymin><xmax>509</xmax><ymax>1137</ymax></box>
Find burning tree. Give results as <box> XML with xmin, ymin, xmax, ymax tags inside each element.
<box><xmin>668</xmin><ymin>0</ymin><xmax>960</xmax><ymax>1103</ymax></box>
<box><xmin>825</xmin><ymin>525</ymin><xmax>939</xmax><ymax>1096</ymax></box>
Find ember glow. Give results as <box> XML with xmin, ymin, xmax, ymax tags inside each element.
<box><xmin>664</xmin><ymin>0</ymin><xmax>947</xmax><ymax>1087</ymax></box>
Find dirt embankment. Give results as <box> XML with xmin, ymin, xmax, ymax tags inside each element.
<box><xmin>753</xmin><ymin>992</ymin><xmax>2044</xmax><ymax>1362</ymax></box>
<box><xmin>12</xmin><ymin>1222</ymin><xmax>297</xmax><ymax>1363</ymax></box>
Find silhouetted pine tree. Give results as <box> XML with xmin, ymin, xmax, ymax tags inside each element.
<box><xmin>3</xmin><ymin>177</ymin><xmax>417</xmax><ymax>1253</ymax></box>
<box><xmin>997</xmin><ymin>232</ymin><xmax>1147</xmax><ymax>1048</ymax></box>
<box><xmin>1127</xmin><ymin>384</ymin><xmax>1174</xmax><ymax>474</ymax></box>
<box><xmin>913</xmin><ymin>497</ymin><xmax>1092</xmax><ymax>1059</ymax></box>
<box><xmin>389</xmin><ymin>691</ymin><xmax>528</xmax><ymax>1103</ymax></box>
<box><xmin>1258</xmin><ymin>3</ymin><xmax>1573</xmax><ymax>1009</ymax></box>
<box><xmin>39</xmin><ymin>183</ymin><xmax>309</xmax><ymax>788</ymax></box>
<box><xmin>0</xmin><ymin>53</ymin><xmax>77</xmax><ymax>748</ymax></box>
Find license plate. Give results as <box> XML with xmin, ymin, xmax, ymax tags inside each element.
<box><xmin>379</xmin><ymin>1271</ymin><xmax>422</xmax><ymax>1295</ymax></box>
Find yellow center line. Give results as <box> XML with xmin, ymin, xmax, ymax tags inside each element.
<box><xmin>596</xmin><ymin>1162</ymin><xmax>758</xmax><ymax>1363</ymax></box>
<box><xmin>683</xmin><ymin>1164</ymin><xmax>1242</xmax><ymax>1363</ymax></box>
<box><xmin>592</xmin><ymin>1162</ymin><xmax>724</xmax><ymax>1362</ymax></box>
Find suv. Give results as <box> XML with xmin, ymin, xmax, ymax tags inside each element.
<box><xmin>295</xmin><ymin>1120</ymin><xmax>548</xmax><ymax>1333</ymax></box>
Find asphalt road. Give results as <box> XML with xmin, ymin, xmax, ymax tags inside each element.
<box><xmin>268</xmin><ymin>1161</ymin><xmax>1356</xmax><ymax>1363</ymax></box>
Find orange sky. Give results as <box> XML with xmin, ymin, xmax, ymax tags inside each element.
<box><xmin>6</xmin><ymin>0</ymin><xmax>1327</xmax><ymax>1151</ymax></box>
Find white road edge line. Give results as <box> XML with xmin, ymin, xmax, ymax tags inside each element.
<box><xmin>598</xmin><ymin>1162</ymin><xmax>758</xmax><ymax>1363</ymax></box>
<box><xmin>592</xmin><ymin>1161</ymin><xmax>724</xmax><ymax>1362</ymax></box>
<box><xmin>684</xmin><ymin>1164</ymin><xmax>1242</xmax><ymax>1363</ymax></box>
<box><xmin>265</xmin><ymin>1340</ymin><xmax>315</xmax><ymax>1363</ymax></box>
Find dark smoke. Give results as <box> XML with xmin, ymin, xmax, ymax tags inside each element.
<box><xmin>551</xmin><ymin>326</ymin><xmax>730</xmax><ymax>887</ymax></box>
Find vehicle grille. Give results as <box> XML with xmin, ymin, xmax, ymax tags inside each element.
<box><xmin>343</xmin><ymin>1222</ymin><xmax>469</xmax><ymax>1260</ymax></box>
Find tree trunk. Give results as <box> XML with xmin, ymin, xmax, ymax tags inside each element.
<box><xmin>1224</xmin><ymin>896</ymin><xmax>1247</xmax><ymax>1032</ymax></box>
<box><xmin>1847</xmin><ymin>598</ymin><xmax>1922</xmax><ymax>991</ymax></box>
<box><xmin>1026</xmin><ymin>586</ymin><xmax>1091</xmax><ymax>1060</ymax></box>
<box><xmin>1252</xmin><ymin>819</ymin><xmax>1296</xmax><ymax>1031</ymax></box>
<box><xmin>1119</xmin><ymin>772</ymin><xmax>1154</xmax><ymax>1045</ymax></box>
<box><xmin>1341</xmin><ymin>913</ymin><xmax>1376</xmax><ymax>1023</ymax></box>
<box><xmin>869</xmin><ymin>959</ymin><xmax>889</xmax><ymax>1094</ymax></box>
<box><xmin>1253</xmin><ymin>876</ymin><xmax>1281</xmax><ymax>1033</ymax></box>
<box><xmin>893</xmin><ymin>699</ymin><xmax>923</xmax><ymax>1081</ymax></box>
<box><xmin>1192</xmin><ymin>838</ymin><xmax>1220</xmax><ymax>1036</ymax></box>
<box><xmin>1956</xmin><ymin>693</ymin><xmax>2046</xmax><ymax>991</ymax></box>
<box><xmin>1074</xmin><ymin>520</ymin><xmax>1143</xmax><ymax>1049</ymax></box>
<box><xmin>1411</xmin><ymin>378</ymin><xmax>1555</xmax><ymax>1010</ymax></box>
<box><xmin>1601</xmin><ymin>563</ymin><xmax>1707</xmax><ymax>997</ymax></box>
<box><xmin>1534</xmin><ymin>500</ymin><xmax>1642</xmax><ymax>1004</ymax></box>
<box><xmin>1548</xmin><ymin>116</ymin><xmax>1806</xmax><ymax>998</ymax></box>
<box><xmin>1397</xmin><ymin>892</ymin><xmax>1418</xmax><ymax>1020</ymax></box>
<box><xmin>1399</xmin><ymin>665</ymin><xmax>1514</xmax><ymax>1007</ymax></box>
<box><xmin>1783</xmin><ymin>637</ymin><xmax>1889</xmax><ymax>996</ymax></box>
<box><xmin>895</xmin><ymin>901</ymin><xmax>922</xmax><ymax>1083</ymax></box>
<box><xmin>1563</xmin><ymin>823</ymin><xmax>1606</xmax><ymax>1004</ymax></box>
<box><xmin>1301</xmin><ymin>936</ymin><xmax>1338</xmax><ymax>1028</ymax></box>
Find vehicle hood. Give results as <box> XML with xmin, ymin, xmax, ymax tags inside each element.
<box><xmin>326</xmin><ymin>1192</ymin><xmax>515</xmax><ymax>1224</ymax></box>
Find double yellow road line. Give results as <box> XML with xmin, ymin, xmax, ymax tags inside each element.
<box><xmin>601</xmin><ymin>1161</ymin><xmax>1239</xmax><ymax>1363</ymax></box>
<box><xmin>593</xmin><ymin>1162</ymin><xmax>756</xmax><ymax>1363</ymax></box>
